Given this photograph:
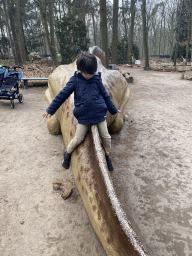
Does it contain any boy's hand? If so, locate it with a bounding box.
[117,110,121,113]
[43,112,52,118]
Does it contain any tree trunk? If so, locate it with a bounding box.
[111,0,118,64]
[81,0,86,24]
[186,0,192,61]
[15,0,28,62]
[174,0,184,66]
[100,0,109,67]
[48,0,58,66]
[37,0,58,66]
[127,0,136,63]
[3,1,14,59]
[121,0,128,47]
[141,0,149,70]
[6,0,22,65]
[0,12,6,57]
[158,17,162,57]
[90,0,97,45]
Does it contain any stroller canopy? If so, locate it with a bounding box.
[0,66,23,80]
[8,71,23,80]
[0,67,9,78]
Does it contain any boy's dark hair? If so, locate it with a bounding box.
[76,52,97,75]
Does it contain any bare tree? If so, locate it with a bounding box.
[141,0,149,69]
[0,0,181,66]
[186,0,192,61]
[2,1,13,59]
[174,0,184,66]
[127,0,136,63]
[121,0,128,45]
[100,0,108,67]
[6,0,22,64]
[15,0,28,62]
[36,0,58,66]
[89,0,98,45]
[48,0,58,65]
[111,0,118,63]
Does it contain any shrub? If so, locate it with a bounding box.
[56,15,90,64]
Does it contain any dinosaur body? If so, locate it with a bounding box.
[45,47,147,256]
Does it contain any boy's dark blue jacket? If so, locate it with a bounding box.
[46,72,118,125]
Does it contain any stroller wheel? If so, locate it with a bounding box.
[11,99,14,109]
[18,94,24,103]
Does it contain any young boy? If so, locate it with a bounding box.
[43,52,120,171]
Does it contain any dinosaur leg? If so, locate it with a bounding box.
[108,87,130,134]
[45,88,61,135]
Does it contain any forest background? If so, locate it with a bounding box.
[0,0,191,70]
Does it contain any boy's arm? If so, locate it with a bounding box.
[98,80,118,115]
[46,76,76,116]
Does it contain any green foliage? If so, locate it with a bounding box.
[116,39,128,62]
[24,1,45,54]
[0,36,10,47]
[109,38,139,63]
[26,35,44,52]
[132,44,139,60]
[0,37,10,58]
[171,44,191,61]
[56,15,90,64]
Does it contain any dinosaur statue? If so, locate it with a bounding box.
[45,46,147,256]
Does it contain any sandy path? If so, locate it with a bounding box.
[0,87,105,256]
[111,67,192,256]
[1,68,192,256]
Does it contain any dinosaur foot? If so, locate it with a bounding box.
[53,179,73,199]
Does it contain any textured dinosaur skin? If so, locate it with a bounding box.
[45,47,147,256]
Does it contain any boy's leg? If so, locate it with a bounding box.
[67,124,89,153]
[97,121,113,171]
[97,120,111,155]
[62,124,88,169]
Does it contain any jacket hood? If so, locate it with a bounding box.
[74,71,101,82]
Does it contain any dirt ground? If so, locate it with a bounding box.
[0,65,192,256]
[112,66,192,256]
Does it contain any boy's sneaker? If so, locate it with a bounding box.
[106,155,114,172]
[62,152,71,169]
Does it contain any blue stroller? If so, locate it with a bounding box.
[0,66,23,109]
